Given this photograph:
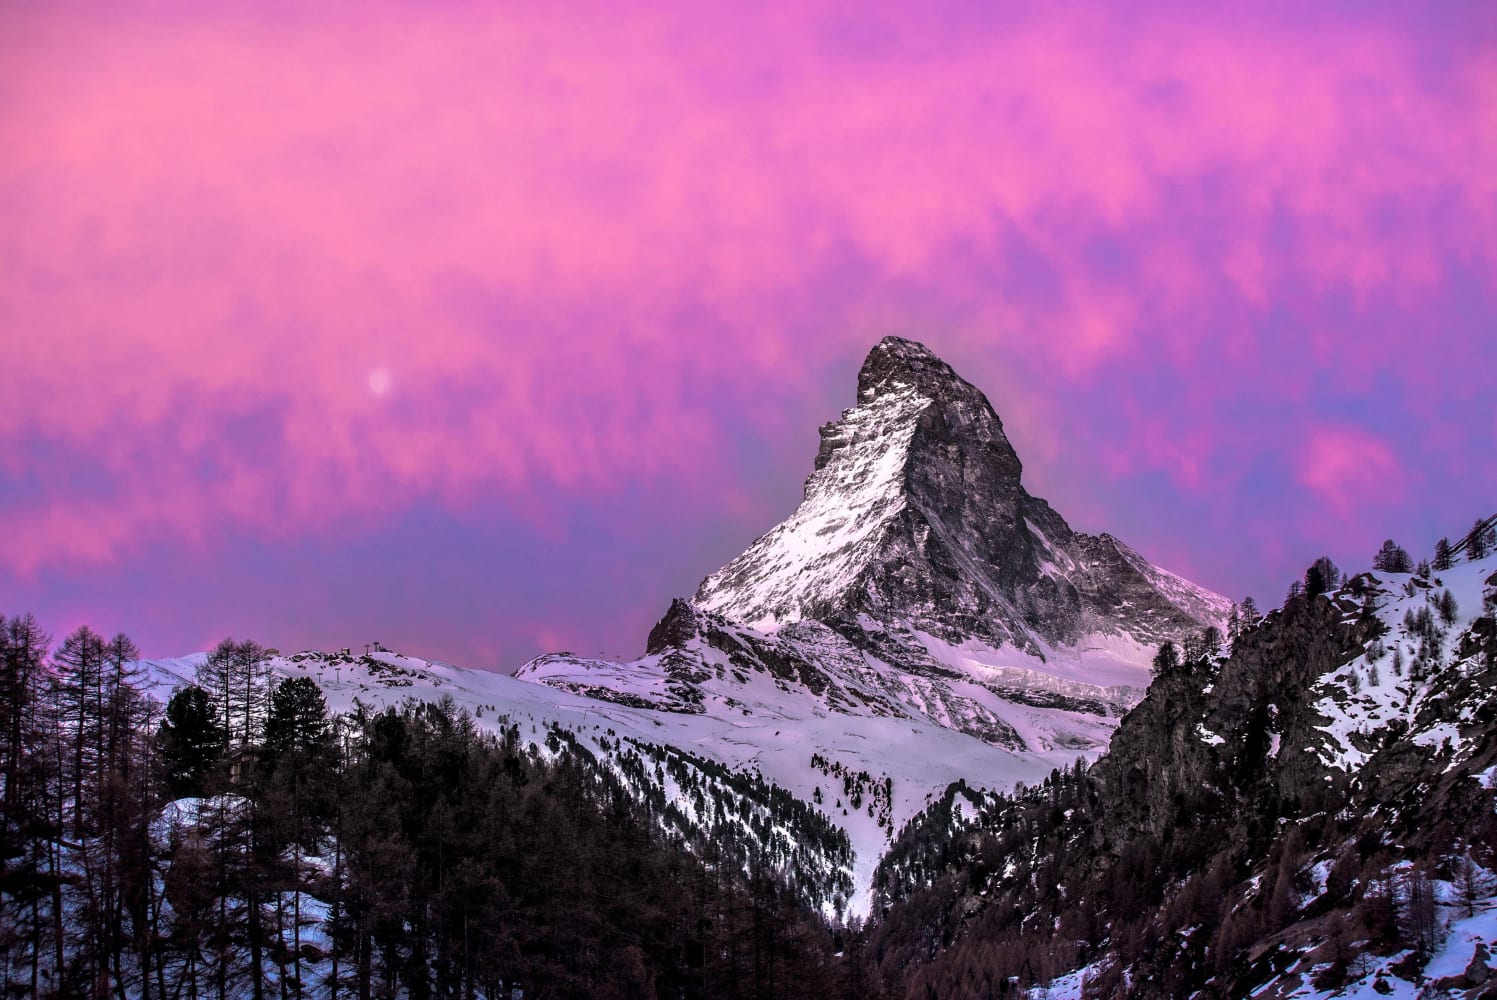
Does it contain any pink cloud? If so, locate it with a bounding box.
[0,3,1492,575]
[1299,426,1404,517]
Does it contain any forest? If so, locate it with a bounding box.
[863,544,1497,998]
[0,623,842,1000]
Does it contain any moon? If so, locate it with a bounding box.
[367,368,393,397]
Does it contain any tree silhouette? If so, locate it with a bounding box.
[159,686,225,798]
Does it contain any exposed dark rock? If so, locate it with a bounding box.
[646,598,699,655]
[1468,942,1491,986]
[868,538,1497,999]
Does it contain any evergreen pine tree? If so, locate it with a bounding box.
[1469,519,1492,560]
[1373,539,1413,573]
[264,678,331,763]
[1151,641,1180,676]
[1306,556,1339,598]
[159,686,226,798]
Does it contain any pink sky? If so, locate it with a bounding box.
[3,2,1494,668]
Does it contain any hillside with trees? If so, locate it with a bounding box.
[863,532,1497,998]
[0,621,841,999]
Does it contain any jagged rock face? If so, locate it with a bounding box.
[1091,595,1361,846]
[696,336,1227,652]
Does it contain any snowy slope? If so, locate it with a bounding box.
[1278,553,1492,775]
[1025,536,1497,998]
[138,645,1078,917]
[1227,861,1497,1000]
[511,338,1233,910]
[695,382,933,629]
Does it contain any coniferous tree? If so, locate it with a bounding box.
[1152,641,1179,676]
[0,614,48,840]
[1240,595,1260,626]
[1455,851,1490,919]
[85,632,151,998]
[1200,625,1223,661]
[197,640,240,752]
[261,675,335,995]
[0,614,50,996]
[160,687,226,798]
[102,634,146,779]
[1438,589,1459,625]
[1306,556,1339,598]
[196,639,271,753]
[1399,866,1438,956]
[230,640,270,752]
[53,625,110,838]
[1373,539,1413,573]
[1469,519,1492,561]
[1182,628,1222,664]
[263,679,331,766]
[1433,537,1453,571]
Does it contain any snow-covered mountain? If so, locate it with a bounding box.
[138,337,1232,916]
[695,336,1228,650]
[521,338,1228,739]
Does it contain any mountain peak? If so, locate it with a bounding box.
[695,337,1228,647]
[857,336,966,402]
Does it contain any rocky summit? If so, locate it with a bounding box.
[524,337,1231,749]
[694,336,1229,654]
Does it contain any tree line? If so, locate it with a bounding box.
[0,617,848,1000]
